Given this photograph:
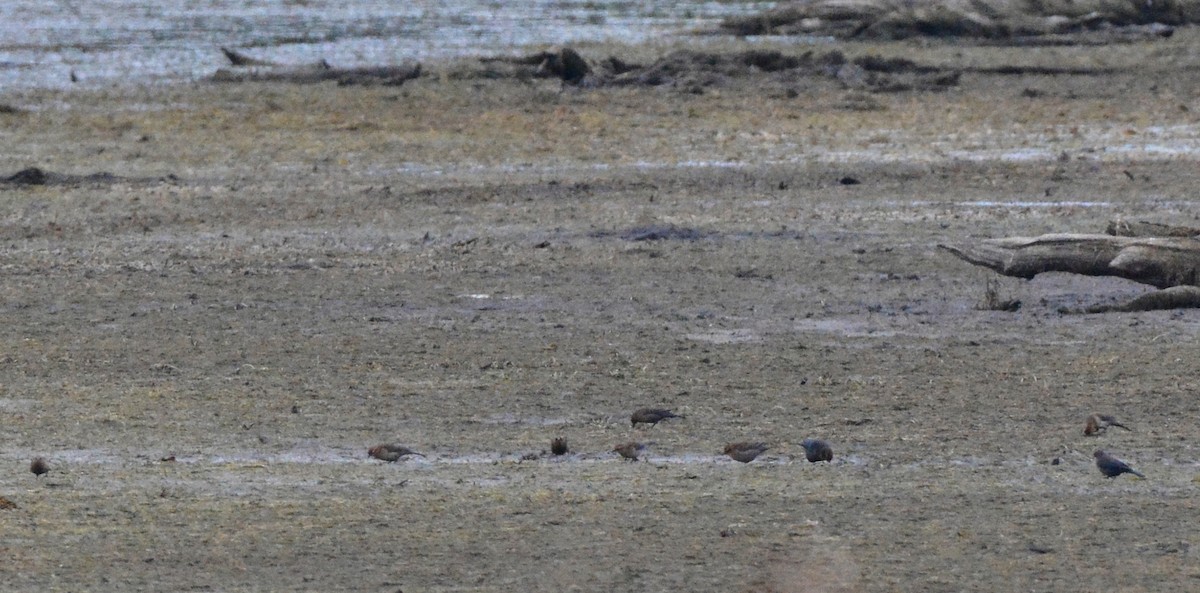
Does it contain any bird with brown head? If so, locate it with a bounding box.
[368,444,424,462]
[1084,413,1131,436]
[724,442,769,463]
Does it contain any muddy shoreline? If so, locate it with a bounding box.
[2,31,1200,592]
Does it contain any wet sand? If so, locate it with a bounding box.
[2,32,1200,592]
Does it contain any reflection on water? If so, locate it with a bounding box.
[0,0,775,90]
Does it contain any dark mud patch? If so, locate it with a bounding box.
[590,225,813,243]
[1,167,176,187]
[607,224,712,242]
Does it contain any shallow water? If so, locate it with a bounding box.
[0,0,775,90]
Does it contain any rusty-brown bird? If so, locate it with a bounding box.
[1094,449,1144,478]
[1084,413,1131,436]
[630,408,683,427]
[30,457,49,478]
[550,437,569,456]
[612,442,646,461]
[724,442,769,463]
[368,444,424,462]
[800,438,834,463]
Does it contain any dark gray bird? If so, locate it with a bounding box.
[1084,414,1131,436]
[550,437,569,456]
[368,444,424,462]
[1094,450,1144,478]
[30,457,49,478]
[630,408,683,427]
[724,442,769,463]
[800,438,834,462]
[612,442,646,461]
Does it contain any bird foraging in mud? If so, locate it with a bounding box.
[724,442,769,463]
[1084,413,1131,436]
[550,437,569,456]
[800,438,834,463]
[1094,450,1144,478]
[630,408,683,427]
[368,444,425,462]
[30,457,49,478]
[612,442,646,461]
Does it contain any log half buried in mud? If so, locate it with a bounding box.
[718,0,1191,40]
[941,233,1200,312]
[1087,285,1200,313]
[211,59,421,87]
[938,234,1200,290]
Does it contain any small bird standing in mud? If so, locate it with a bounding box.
[30,457,49,479]
[612,442,646,461]
[630,408,683,427]
[550,437,569,456]
[1084,413,1131,436]
[724,442,769,463]
[800,438,834,463]
[1094,450,1145,478]
[368,444,425,462]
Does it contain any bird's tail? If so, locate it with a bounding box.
[1110,422,1132,431]
[1130,468,1145,478]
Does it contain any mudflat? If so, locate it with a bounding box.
[2,32,1199,592]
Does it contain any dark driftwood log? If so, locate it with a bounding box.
[939,230,1200,312]
[211,54,421,87]
[938,234,1200,289]
[718,0,1190,40]
[1088,285,1200,313]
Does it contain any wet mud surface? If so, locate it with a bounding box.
[2,32,1200,592]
